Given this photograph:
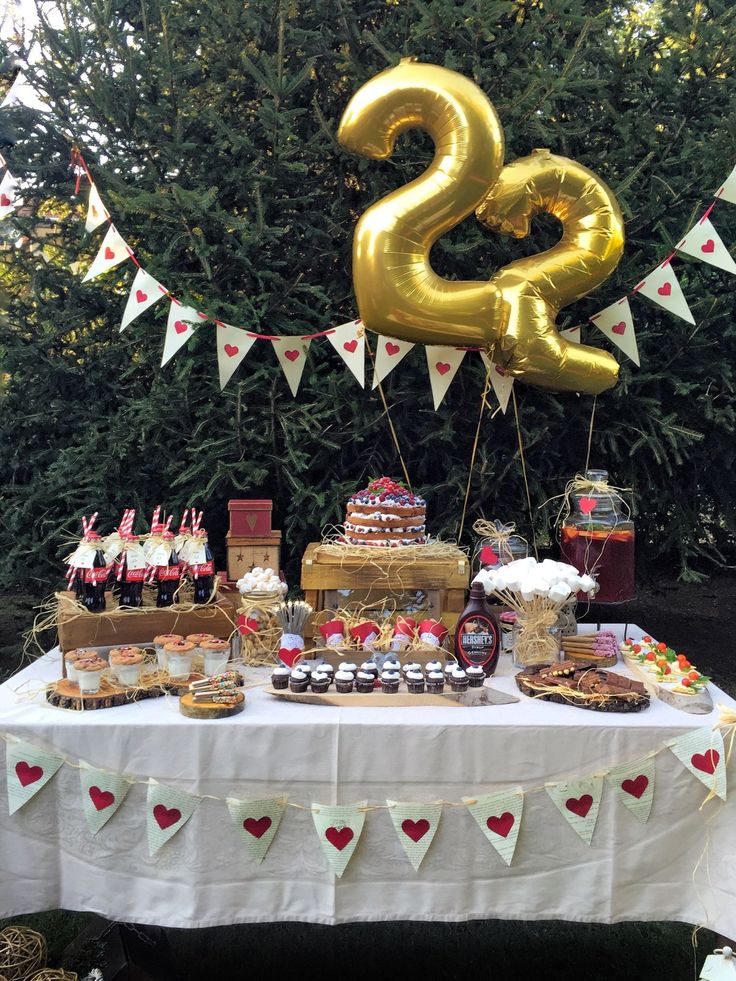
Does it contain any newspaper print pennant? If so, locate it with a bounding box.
[226,795,287,864]
[387,800,442,872]
[79,761,131,834]
[464,787,524,866]
[85,182,109,234]
[634,259,695,325]
[669,727,726,802]
[272,337,311,397]
[545,775,604,845]
[216,324,257,390]
[426,346,466,410]
[327,319,364,387]
[120,267,167,332]
[146,779,201,856]
[161,301,200,367]
[605,755,656,824]
[312,801,366,878]
[676,216,736,275]
[590,296,640,366]
[480,351,513,414]
[6,736,64,816]
[82,224,130,282]
[372,335,414,389]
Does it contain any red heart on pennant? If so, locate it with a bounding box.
[153,803,181,830]
[0,193,11,207]
[657,283,672,297]
[386,342,400,356]
[611,321,626,336]
[136,289,148,303]
[691,749,720,775]
[174,320,188,335]
[621,775,649,799]
[701,239,715,254]
[343,339,358,353]
[224,344,239,358]
[486,812,515,838]
[15,761,43,787]
[565,794,593,818]
[480,546,499,565]
[104,246,115,260]
[279,647,303,668]
[243,816,272,839]
[89,786,115,811]
[325,826,353,851]
[285,350,300,362]
[579,497,597,515]
[435,362,451,376]
[401,818,430,842]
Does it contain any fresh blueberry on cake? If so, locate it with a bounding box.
[344,477,428,547]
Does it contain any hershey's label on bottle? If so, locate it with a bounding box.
[458,615,498,667]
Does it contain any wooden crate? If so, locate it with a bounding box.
[226,532,282,581]
[228,499,273,536]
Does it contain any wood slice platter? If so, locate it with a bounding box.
[515,661,650,713]
[621,655,714,715]
[46,673,205,711]
[179,691,245,719]
[265,683,518,708]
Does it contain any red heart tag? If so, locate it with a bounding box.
[0,193,11,207]
[285,350,300,362]
[325,826,353,851]
[174,320,188,335]
[153,803,181,830]
[104,246,115,260]
[343,339,358,353]
[89,786,115,811]
[691,749,720,775]
[435,362,451,376]
[565,794,593,818]
[486,812,515,838]
[401,818,430,842]
[701,239,715,254]
[136,289,148,303]
[579,497,597,515]
[386,342,400,356]
[279,647,303,668]
[657,282,672,297]
[15,761,43,787]
[621,775,648,799]
[480,546,499,565]
[611,321,626,336]
[243,816,272,839]
[224,343,239,358]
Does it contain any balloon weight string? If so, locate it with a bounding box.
[457,365,496,542]
[365,333,412,491]
[584,395,597,474]
[511,387,539,560]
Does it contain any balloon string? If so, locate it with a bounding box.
[457,364,494,542]
[364,334,412,491]
[511,387,538,560]
[584,395,597,474]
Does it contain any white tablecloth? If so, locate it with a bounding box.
[0,625,734,934]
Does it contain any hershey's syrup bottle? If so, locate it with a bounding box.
[156,532,181,608]
[118,534,144,607]
[454,582,500,676]
[82,532,108,613]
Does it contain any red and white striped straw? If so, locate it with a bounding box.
[179,508,190,534]
[120,508,136,536]
[81,512,98,537]
[151,505,161,529]
[192,510,203,533]
[163,514,173,534]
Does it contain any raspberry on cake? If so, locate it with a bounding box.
[344,477,428,547]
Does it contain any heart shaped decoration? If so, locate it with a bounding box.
[285,349,300,362]
[0,193,11,207]
[401,818,430,842]
[104,246,115,260]
[486,811,515,838]
[691,749,720,775]
[621,775,648,799]
[343,339,358,353]
[174,320,189,335]
[385,341,400,356]
[246,514,257,530]
[136,289,148,303]
[435,362,451,376]
[15,761,43,787]
[701,239,715,254]
[325,826,353,851]
[243,816,272,839]
[579,497,597,515]
[565,794,593,818]
[611,321,626,336]
[153,803,181,830]
[657,282,672,297]
[89,786,115,811]
[279,647,303,668]
[480,546,499,565]
[224,343,239,358]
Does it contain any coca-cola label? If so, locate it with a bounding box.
[158,565,181,581]
[457,615,499,667]
[124,567,146,582]
[191,560,214,576]
[84,566,108,584]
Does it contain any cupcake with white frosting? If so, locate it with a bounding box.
[289,668,308,693]
[380,670,400,694]
[335,670,355,694]
[405,670,425,694]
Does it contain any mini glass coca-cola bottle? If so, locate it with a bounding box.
[156,531,181,608]
[82,532,108,613]
[117,533,145,607]
[191,532,214,604]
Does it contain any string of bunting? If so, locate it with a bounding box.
[3,718,732,876]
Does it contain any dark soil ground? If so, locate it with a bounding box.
[1,574,735,980]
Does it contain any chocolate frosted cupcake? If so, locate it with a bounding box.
[450,668,468,692]
[426,670,444,694]
[466,666,486,688]
[380,670,400,694]
[310,671,330,694]
[272,666,291,690]
[405,670,425,694]
[355,671,375,694]
[289,669,309,693]
[335,670,355,694]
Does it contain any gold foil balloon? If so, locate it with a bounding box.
[337,58,506,347]
[477,148,624,393]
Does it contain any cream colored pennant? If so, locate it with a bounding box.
[216,323,257,390]
[326,319,364,387]
[387,800,442,872]
[480,351,513,414]
[161,301,199,367]
[559,325,581,344]
[0,169,18,217]
[272,337,311,397]
[634,260,694,325]
[715,163,736,206]
[590,296,639,366]
[85,182,109,233]
[426,346,466,410]
[676,216,736,275]
[120,267,167,332]
[371,335,414,388]
[82,224,130,282]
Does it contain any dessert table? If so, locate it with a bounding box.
[0,624,734,935]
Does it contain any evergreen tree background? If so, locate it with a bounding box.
[0,0,734,591]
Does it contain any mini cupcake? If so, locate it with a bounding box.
[75,656,108,694]
[360,661,379,680]
[426,670,444,694]
[339,661,358,675]
[466,665,486,688]
[450,667,469,692]
[425,659,443,675]
[356,671,375,694]
[383,658,401,674]
[444,662,457,680]
[185,632,216,657]
[202,638,230,676]
[289,669,309,693]
[153,633,183,671]
[402,661,422,677]
[405,670,425,694]
[335,670,355,694]
[380,670,400,694]
[272,666,291,690]
[319,663,335,685]
[64,648,95,684]
[164,639,195,680]
[310,671,330,694]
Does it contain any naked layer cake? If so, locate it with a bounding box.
[344,477,428,547]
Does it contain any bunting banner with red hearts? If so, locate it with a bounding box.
[5,735,64,816]
[715,164,736,205]
[161,301,201,367]
[545,775,604,845]
[146,779,201,856]
[668,727,727,802]
[633,259,695,325]
[79,760,131,834]
[311,801,366,878]
[605,755,656,824]
[464,787,524,866]
[676,216,736,276]
[386,799,442,871]
[272,337,311,397]
[426,345,466,410]
[589,296,640,366]
[0,169,18,217]
[480,351,514,414]
[85,182,109,234]
[216,323,257,390]
[120,267,167,333]
[226,795,287,864]
[326,319,365,387]
[81,224,130,283]
[371,336,414,389]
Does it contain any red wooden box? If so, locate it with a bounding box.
[228,499,273,537]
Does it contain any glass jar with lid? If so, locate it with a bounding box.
[472,519,529,577]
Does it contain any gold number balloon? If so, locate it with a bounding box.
[337,58,506,347]
[476,148,624,393]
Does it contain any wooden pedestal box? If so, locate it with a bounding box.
[228,499,273,536]
[226,531,282,581]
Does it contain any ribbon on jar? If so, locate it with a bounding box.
[472,518,529,567]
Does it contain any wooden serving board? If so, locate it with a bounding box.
[179,691,245,718]
[622,656,714,715]
[46,673,205,711]
[265,684,518,708]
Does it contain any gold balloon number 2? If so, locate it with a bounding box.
[337,60,625,395]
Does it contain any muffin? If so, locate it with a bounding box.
[289,669,309,693]
[380,670,400,694]
[75,656,108,694]
[335,670,355,694]
[356,671,375,694]
[202,638,230,675]
[466,665,486,688]
[405,670,425,694]
[272,666,291,690]
[450,668,469,692]
[426,671,444,694]
[310,671,330,694]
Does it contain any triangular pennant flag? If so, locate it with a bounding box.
[120,267,167,332]
[85,182,109,234]
[464,787,524,866]
[605,755,656,824]
[669,727,726,802]
[82,224,130,282]
[216,324,257,390]
[161,301,200,367]
[0,170,18,217]
[372,335,414,389]
[426,346,466,410]
[146,779,201,855]
[676,216,736,275]
[226,795,287,863]
[0,72,48,112]
[700,949,736,981]
[545,775,603,845]
[559,325,581,344]
[6,737,64,815]
[590,296,640,366]
[387,799,442,871]
[480,351,514,414]
[272,337,311,397]
[715,163,736,206]
[79,761,131,834]
[311,801,366,878]
[326,319,364,387]
[634,259,695,325]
